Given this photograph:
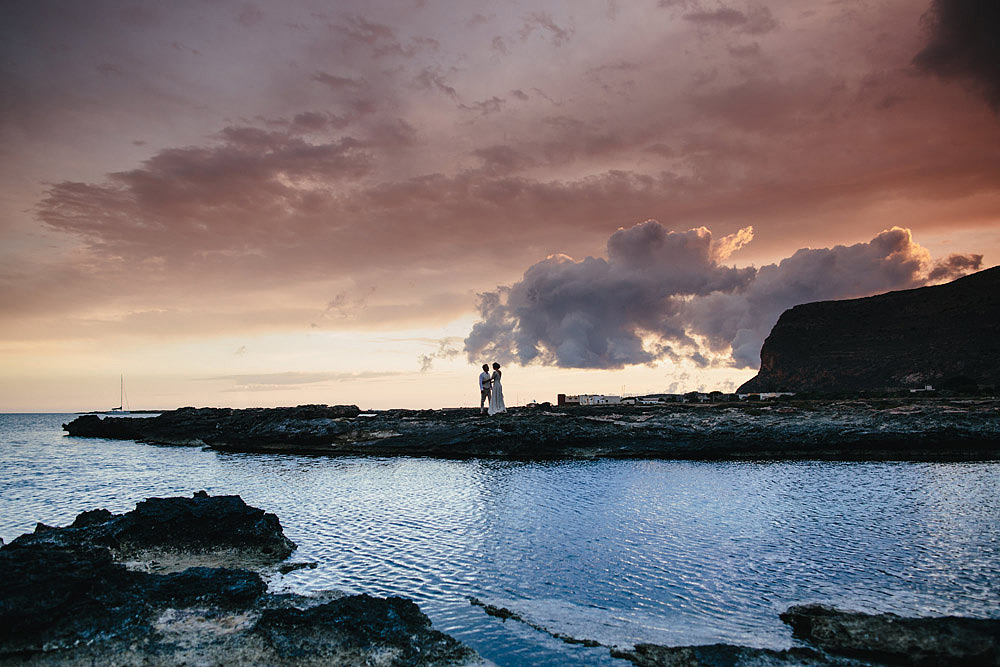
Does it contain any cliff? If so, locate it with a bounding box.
[739,266,1000,393]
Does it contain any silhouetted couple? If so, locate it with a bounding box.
[478,363,506,416]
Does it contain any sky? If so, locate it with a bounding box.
[1,0,998,411]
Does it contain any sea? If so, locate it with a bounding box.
[2,413,998,665]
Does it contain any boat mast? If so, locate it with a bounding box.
[121,374,130,412]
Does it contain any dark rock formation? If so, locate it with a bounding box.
[610,643,836,666]
[65,399,1000,461]
[0,493,482,666]
[470,598,1000,666]
[254,595,478,665]
[781,604,1000,665]
[740,266,1000,393]
[9,490,295,570]
[65,403,360,447]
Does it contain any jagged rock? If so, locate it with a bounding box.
[7,490,295,570]
[254,595,478,664]
[0,494,483,666]
[740,266,1000,393]
[780,604,1000,665]
[65,400,1000,461]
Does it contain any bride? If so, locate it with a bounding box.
[488,362,506,415]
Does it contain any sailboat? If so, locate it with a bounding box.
[110,374,130,414]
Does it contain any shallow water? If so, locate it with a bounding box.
[2,413,998,665]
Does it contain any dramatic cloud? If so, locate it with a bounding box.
[914,0,1000,109]
[2,0,1000,410]
[35,122,376,269]
[465,222,983,370]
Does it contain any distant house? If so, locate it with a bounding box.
[909,385,935,393]
[557,394,581,406]
[579,394,622,405]
[637,394,682,404]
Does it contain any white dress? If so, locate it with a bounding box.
[488,371,506,415]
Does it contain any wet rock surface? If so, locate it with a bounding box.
[65,399,1000,461]
[0,493,483,666]
[472,599,1000,666]
[780,604,1000,665]
[610,643,839,666]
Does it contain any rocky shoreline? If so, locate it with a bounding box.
[470,598,1000,666]
[3,494,998,666]
[0,492,484,666]
[64,399,1000,461]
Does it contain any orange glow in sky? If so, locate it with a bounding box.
[1,0,998,411]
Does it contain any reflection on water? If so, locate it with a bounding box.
[2,414,999,666]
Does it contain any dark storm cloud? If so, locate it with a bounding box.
[465,223,983,370]
[914,0,1000,109]
[465,222,756,368]
[927,252,984,281]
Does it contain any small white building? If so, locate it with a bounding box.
[578,394,622,406]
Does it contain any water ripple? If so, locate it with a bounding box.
[1,415,999,666]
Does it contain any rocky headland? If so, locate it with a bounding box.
[739,266,1000,394]
[0,492,484,666]
[64,399,1000,460]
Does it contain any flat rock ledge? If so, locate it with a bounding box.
[0,492,484,666]
[64,399,1000,460]
[471,599,1000,666]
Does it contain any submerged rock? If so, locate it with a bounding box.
[470,598,1000,666]
[65,399,1000,461]
[610,643,836,666]
[0,493,483,666]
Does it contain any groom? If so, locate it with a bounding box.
[478,364,492,414]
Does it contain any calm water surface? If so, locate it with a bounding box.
[2,413,998,665]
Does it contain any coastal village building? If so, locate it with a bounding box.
[580,394,622,406]
[557,394,632,406]
[736,392,796,400]
[560,391,793,405]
